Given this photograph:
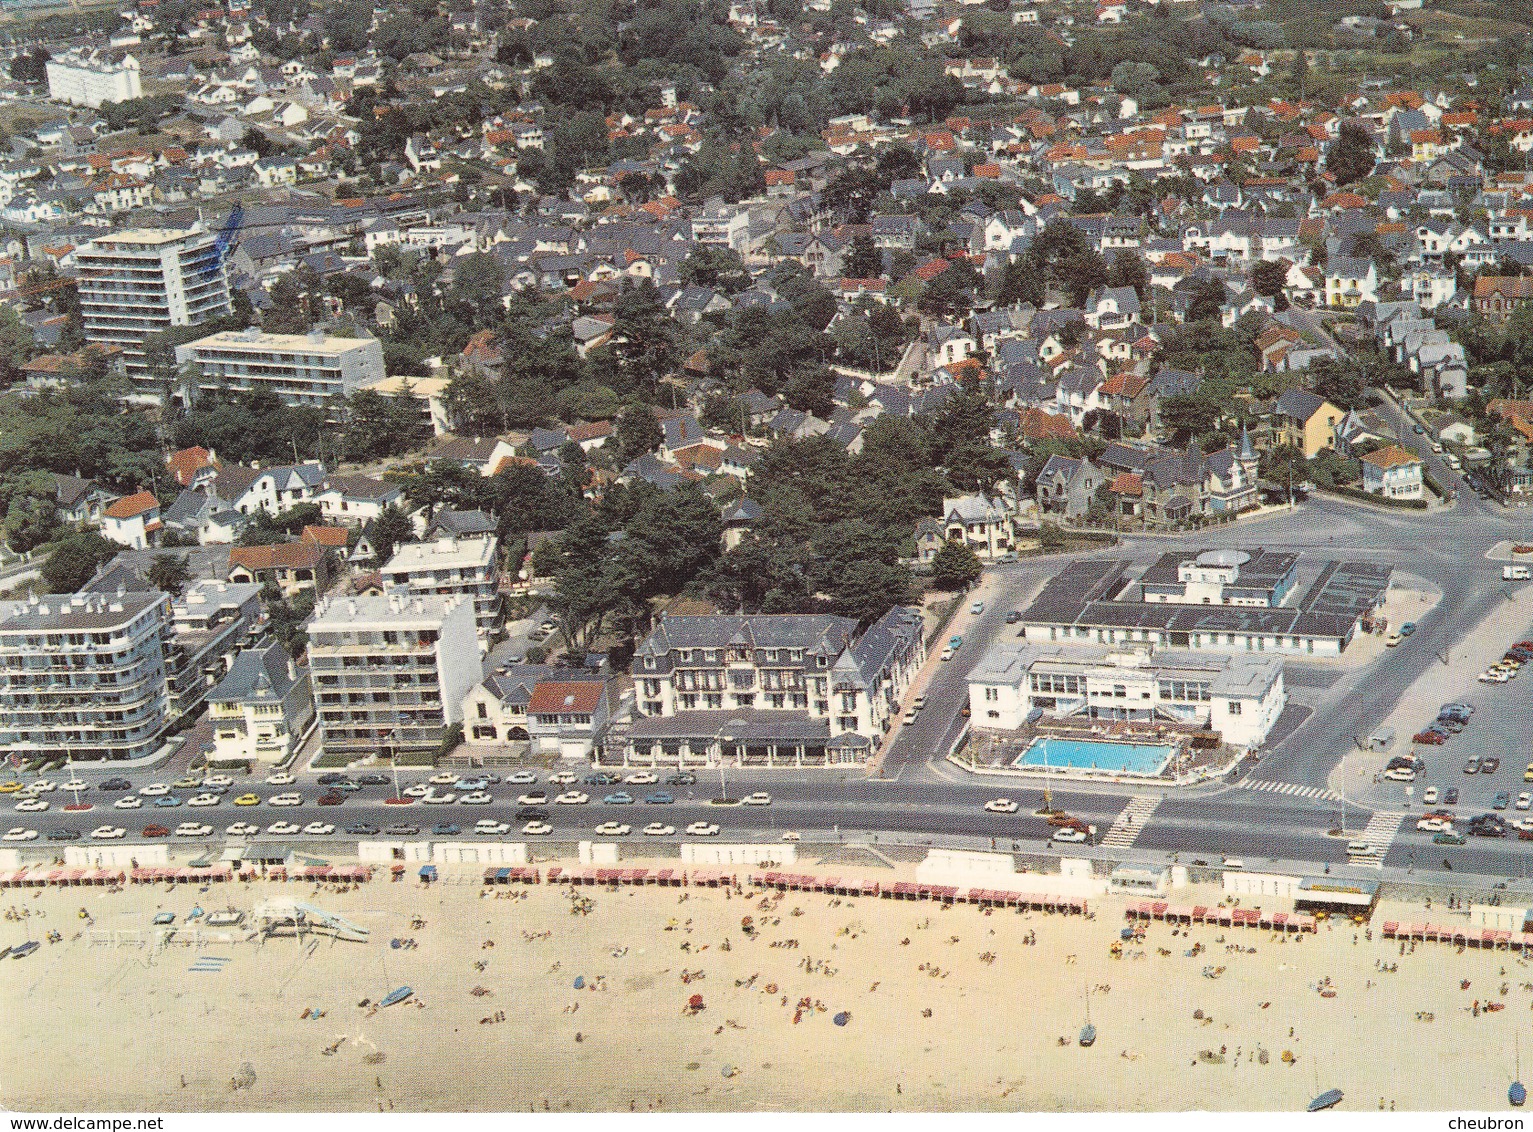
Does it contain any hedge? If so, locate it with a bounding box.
[1327,484,1429,510]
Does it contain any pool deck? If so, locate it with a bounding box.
[1013,737,1177,778]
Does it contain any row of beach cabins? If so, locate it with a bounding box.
[0,864,373,887]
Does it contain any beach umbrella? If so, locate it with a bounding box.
[689,993,705,1010]
[834,1011,850,1026]
[574,976,585,989]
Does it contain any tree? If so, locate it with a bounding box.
[929,540,982,590]
[844,232,883,280]
[1106,252,1148,303]
[1251,260,1289,302]
[1289,48,1309,100]
[146,552,193,597]
[342,388,423,461]
[1327,121,1377,187]
[1309,357,1366,411]
[369,505,414,565]
[615,403,664,463]
[41,531,117,593]
[1186,277,1228,324]
[9,48,49,84]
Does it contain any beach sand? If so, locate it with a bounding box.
[0,862,1525,1112]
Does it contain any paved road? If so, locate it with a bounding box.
[10,492,1533,887]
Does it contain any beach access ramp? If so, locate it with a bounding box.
[253,898,370,942]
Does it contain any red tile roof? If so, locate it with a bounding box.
[527,681,605,715]
[103,491,158,520]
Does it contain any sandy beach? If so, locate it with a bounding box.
[0,858,1526,1113]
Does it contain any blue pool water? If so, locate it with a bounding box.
[1014,736,1176,776]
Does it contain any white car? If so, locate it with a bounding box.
[474,820,510,836]
[268,793,303,807]
[686,821,721,837]
[421,792,455,805]
[1518,793,1532,812]
[402,783,432,798]
[743,792,772,806]
[203,774,233,788]
[555,791,589,805]
[225,822,259,837]
[1422,787,1439,805]
[459,791,493,805]
[174,822,213,837]
[642,822,675,837]
[264,772,295,786]
[624,771,659,785]
[939,647,954,662]
[506,771,538,785]
[2,827,37,841]
[983,798,1019,814]
[781,831,801,842]
[1416,817,1451,833]
[517,792,549,806]
[15,798,48,813]
[113,796,143,810]
[90,825,126,839]
[1051,827,1088,843]
[187,793,221,807]
[138,783,171,796]
[594,821,631,837]
[266,821,301,836]
[301,822,335,836]
[549,771,578,786]
[429,770,459,785]
[61,779,89,793]
[28,779,55,793]
[522,821,553,836]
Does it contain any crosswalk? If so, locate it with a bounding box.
[1099,794,1161,849]
[1241,779,1343,803]
[1346,810,1405,869]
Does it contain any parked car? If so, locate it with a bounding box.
[1414,730,1447,746]
[666,773,697,786]
[1482,758,1502,775]
[459,792,494,805]
[583,772,619,787]
[1052,827,1088,843]
[594,821,631,837]
[644,792,675,805]
[555,792,589,805]
[1445,788,1460,805]
[474,820,509,836]
[983,798,1019,814]
[1400,622,1417,636]
[1463,757,1481,774]
[742,792,772,806]
[602,792,635,805]
[1005,611,1022,624]
[1,827,36,841]
[266,821,301,836]
[90,825,126,839]
[174,822,212,837]
[1494,792,1512,810]
[642,822,675,837]
[685,821,721,837]
[516,807,550,822]
[384,824,420,836]
[1434,832,1467,845]
[1422,787,1439,805]
[141,825,170,838]
[623,772,659,785]
[225,822,259,837]
[317,793,345,806]
[302,822,335,836]
[522,821,553,836]
[268,793,303,807]
[46,829,80,841]
[345,823,380,836]
[113,796,142,810]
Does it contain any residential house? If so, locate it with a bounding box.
[227,542,332,597]
[1270,390,1343,458]
[1360,444,1424,500]
[100,490,161,550]
[1034,455,1105,518]
[206,643,314,765]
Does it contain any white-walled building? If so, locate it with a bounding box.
[966,643,1286,749]
[206,642,314,765]
[306,593,482,760]
[175,328,386,413]
[45,51,141,107]
[380,534,503,643]
[75,227,232,385]
[0,591,172,762]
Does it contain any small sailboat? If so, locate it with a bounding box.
[1307,1089,1343,1112]
[1512,1034,1526,1108]
[380,986,413,1007]
[1078,984,1096,1047]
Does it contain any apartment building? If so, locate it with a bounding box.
[306,593,482,760]
[75,227,232,385]
[379,535,503,643]
[175,328,386,413]
[164,580,265,716]
[45,51,142,107]
[0,590,173,763]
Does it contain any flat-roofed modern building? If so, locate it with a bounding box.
[1015,553,1391,657]
[175,328,386,413]
[306,593,482,760]
[1138,548,1298,607]
[379,535,503,644]
[966,642,1286,749]
[0,590,173,762]
[45,51,141,107]
[75,227,231,386]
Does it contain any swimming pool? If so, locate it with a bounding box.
[1013,736,1176,776]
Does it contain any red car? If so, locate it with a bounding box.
[317,793,345,806]
[1413,730,1447,745]
[142,824,170,838]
